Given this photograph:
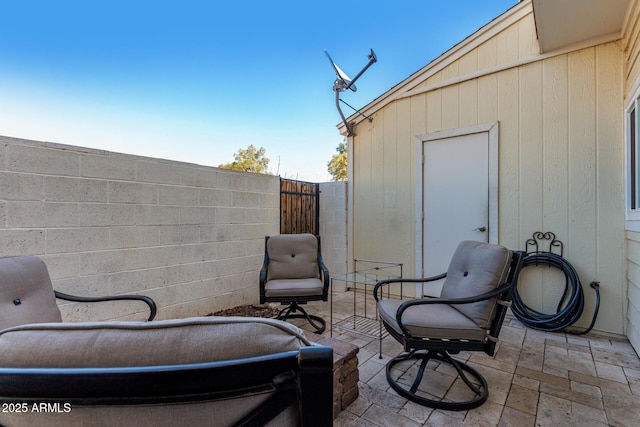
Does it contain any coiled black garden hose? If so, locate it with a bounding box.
[511,252,600,335]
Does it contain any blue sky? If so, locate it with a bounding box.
[0,0,516,181]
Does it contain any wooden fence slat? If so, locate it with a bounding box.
[280,178,319,235]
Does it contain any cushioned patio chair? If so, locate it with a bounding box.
[0,316,333,427]
[259,234,329,333]
[0,255,156,330]
[374,240,525,410]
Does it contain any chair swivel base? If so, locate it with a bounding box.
[277,302,326,334]
[386,349,488,411]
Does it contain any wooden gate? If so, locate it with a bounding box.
[280,178,319,235]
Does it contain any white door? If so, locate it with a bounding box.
[421,131,491,296]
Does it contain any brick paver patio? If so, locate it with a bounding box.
[288,290,640,426]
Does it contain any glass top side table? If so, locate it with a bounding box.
[330,259,402,338]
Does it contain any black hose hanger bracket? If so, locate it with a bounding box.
[513,231,600,335]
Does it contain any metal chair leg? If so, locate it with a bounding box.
[277,303,326,334]
[385,350,488,411]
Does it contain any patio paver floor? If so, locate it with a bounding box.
[286,290,640,426]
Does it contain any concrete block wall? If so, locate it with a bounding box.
[0,135,280,321]
[319,182,348,280]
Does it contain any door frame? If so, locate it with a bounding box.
[414,122,499,277]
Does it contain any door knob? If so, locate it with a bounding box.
[473,226,487,232]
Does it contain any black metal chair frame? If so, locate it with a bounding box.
[373,250,525,411]
[0,345,333,427]
[2,255,157,322]
[53,290,158,321]
[53,291,157,321]
[259,235,330,334]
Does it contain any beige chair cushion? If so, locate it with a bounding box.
[0,316,310,368]
[378,299,488,341]
[264,278,324,298]
[266,234,320,281]
[0,255,62,330]
[440,241,511,329]
[0,317,308,427]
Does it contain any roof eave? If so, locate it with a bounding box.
[533,0,631,54]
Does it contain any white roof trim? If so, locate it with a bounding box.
[338,0,532,134]
[399,31,621,101]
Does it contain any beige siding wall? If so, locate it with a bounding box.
[0,136,280,321]
[350,9,626,334]
[627,231,640,350]
[624,0,640,98]
[624,0,640,351]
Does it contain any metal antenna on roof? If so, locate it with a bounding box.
[325,48,377,136]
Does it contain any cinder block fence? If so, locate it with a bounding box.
[0,136,281,320]
[319,181,347,278]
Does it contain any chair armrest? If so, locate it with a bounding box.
[54,291,157,321]
[0,345,334,426]
[299,345,333,427]
[373,273,447,302]
[259,253,269,302]
[317,253,330,292]
[394,282,514,332]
